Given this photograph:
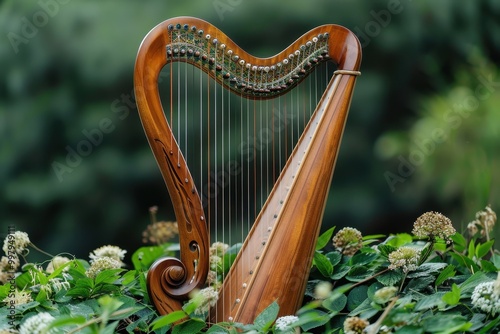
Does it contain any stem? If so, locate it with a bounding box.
[65,307,137,334]
[399,272,408,292]
[365,297,399,334]
[350,268,390,289]
[29,243,54,258]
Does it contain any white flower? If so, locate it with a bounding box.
[343,316,369,334]
[2,231,30,255]
[275,315,299,331]
[210,242,229,256]
[332,227,363,256]
[210,255,222,271]
[191,287,219,315]
[412,211,455,242]
[388,247,420,273]
[89,245,126,265]
[0,256,20,284]
[471,281,500,315]
[46,256,71,273]
[2,289,32,306]
[314,281,332,299]
[373,286,398,304]
[85,256,122,279]
[19,312,55,334]
[493,272,500,298]
[49,277,71,292]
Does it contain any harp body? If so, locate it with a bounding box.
[134,17,361,324]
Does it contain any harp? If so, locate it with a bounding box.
[134,17,361,324]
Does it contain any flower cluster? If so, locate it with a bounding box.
[388,247,420,273]
[45,255,71,274]
[2,231,30,255]
[314,281,333,300]
[468,205,496,238]
[191,286,219,315]
[207,242,230,289]
[332,227,363,256]
[85,256,122,279]
[142,206,179,244]
[89,245,126,265]
[373,286,398,304]
[471,281,500,315]
[0,255,20,284]
[3,288,33,306]
[412,211,456,243]
[210,242,229,256]
[18,312,55,334]
[275,315,299,332]
[343,316,369,334]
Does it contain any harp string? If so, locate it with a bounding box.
[159,58,335,279]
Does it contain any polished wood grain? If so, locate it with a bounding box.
[134,16,361,323]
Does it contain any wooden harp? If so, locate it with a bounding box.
[134,17,361,324]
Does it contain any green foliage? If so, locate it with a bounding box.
[1,205,500,333]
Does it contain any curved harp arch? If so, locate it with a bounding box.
[134,16,361,323]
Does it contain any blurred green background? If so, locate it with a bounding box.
[1,0,499,262]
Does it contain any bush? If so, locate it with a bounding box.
[1,206,499,333]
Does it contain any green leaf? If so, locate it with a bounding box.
[449,252,479,273]
[348,298,378,318]
[378,244,398,258]
[132,245,169,271]
[253,300,279,331]
[349,252,379,266]
[47,260,74,280]
[206,324,231,333]
[101,320,120,334]
[331,264,350,280]
[15,272,32,289]
[46,315,86,330]
[172,319,207,334]
[422,313,471,333]
[376,269,404,286]
[414,292,446,311]
[313,251,333,277]
[407,262,447,278]
[316,226,336,250]
[442,283,461,306]
[491,253,500,268]
[435,264,456,287]
[322,293,347,313]
[468,239,476,259]
[347,285,368,311]
[385,233,413,247]
[480,259,498,272]
[475,240,495,259]
[151,310,188,330]
[405,276,435,293]
[477,317,500,334]
[451,233,467,253]
[95,269,123,285]
[393,325,425,334]
[362,234,386,241]
[67,260,88,279]
[325,251,342,267]
[60,301,97,318]
[295,309,330,331]
[346,265,371,282]
[459,271,492,296]
[66,287,91,298]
